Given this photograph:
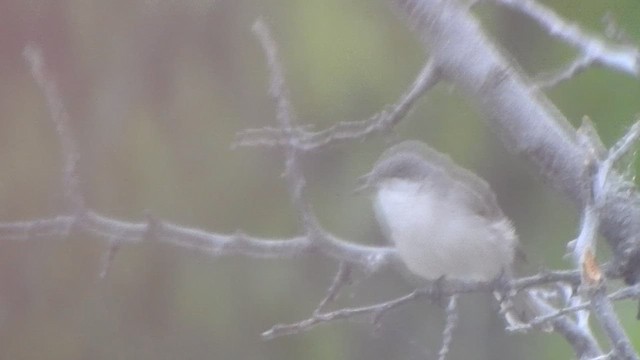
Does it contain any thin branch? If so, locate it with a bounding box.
[609,282,640,301]
[99,238,122,279]
[590,286,640,360]
[509,283,640,332]
[510,301,589,332]
[577,116,608,162]
[596,120,640,202]
[512,269,581,289]
[524,290,604,359]
[492,0,639,76]
[261,276,527,339]
[261,274,640,342]
[592,352,616,360]
[608,120,640,166]
[438,295,459,360]
[315,262,353,314]
[263,282,472,340]
[252,18,313,228]
[534,54,594,90]
[234,60,440,151]
[0,211,396,272]
[23,44,84,213]
[261,289,425,340]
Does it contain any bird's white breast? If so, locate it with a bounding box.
[374,179,515,281]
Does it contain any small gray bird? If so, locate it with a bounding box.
[358,141,543,328]
[358,140,519,282]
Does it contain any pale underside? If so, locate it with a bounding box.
[374,179,517,282]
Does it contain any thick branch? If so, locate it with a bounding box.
[391,0,640,284]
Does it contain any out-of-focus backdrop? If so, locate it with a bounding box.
[0,1,638,359]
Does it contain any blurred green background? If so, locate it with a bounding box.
[0,0,638,359]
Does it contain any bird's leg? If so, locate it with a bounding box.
[432,275,450,308]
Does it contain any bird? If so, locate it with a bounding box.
[357,140,539,328]
[357,140,519,282]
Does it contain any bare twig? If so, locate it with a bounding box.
[315,262,353,314]
[523,290,603,358]
[261,275,640,342]
[262,279,495,340]
[261,275,543,339]
[261,289,426,340]
[577,116,607,162]
[609,282,640,301]
[535,55,594,89]
[590,286,640,360]
[23,44,84,213]
[492,0,639,76]
[99,238,122,279]
[510,301,589,332]
[510,283,640,332]
[592,351,616,360]
[234,60,440,151]
[0,211,397,272]
[512,269,581,289]
[596,120,640,202]
[438,295,459,360]
[252,18,313,226]
[608,120,640,166]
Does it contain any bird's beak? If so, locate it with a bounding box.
[353,173,372,195]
